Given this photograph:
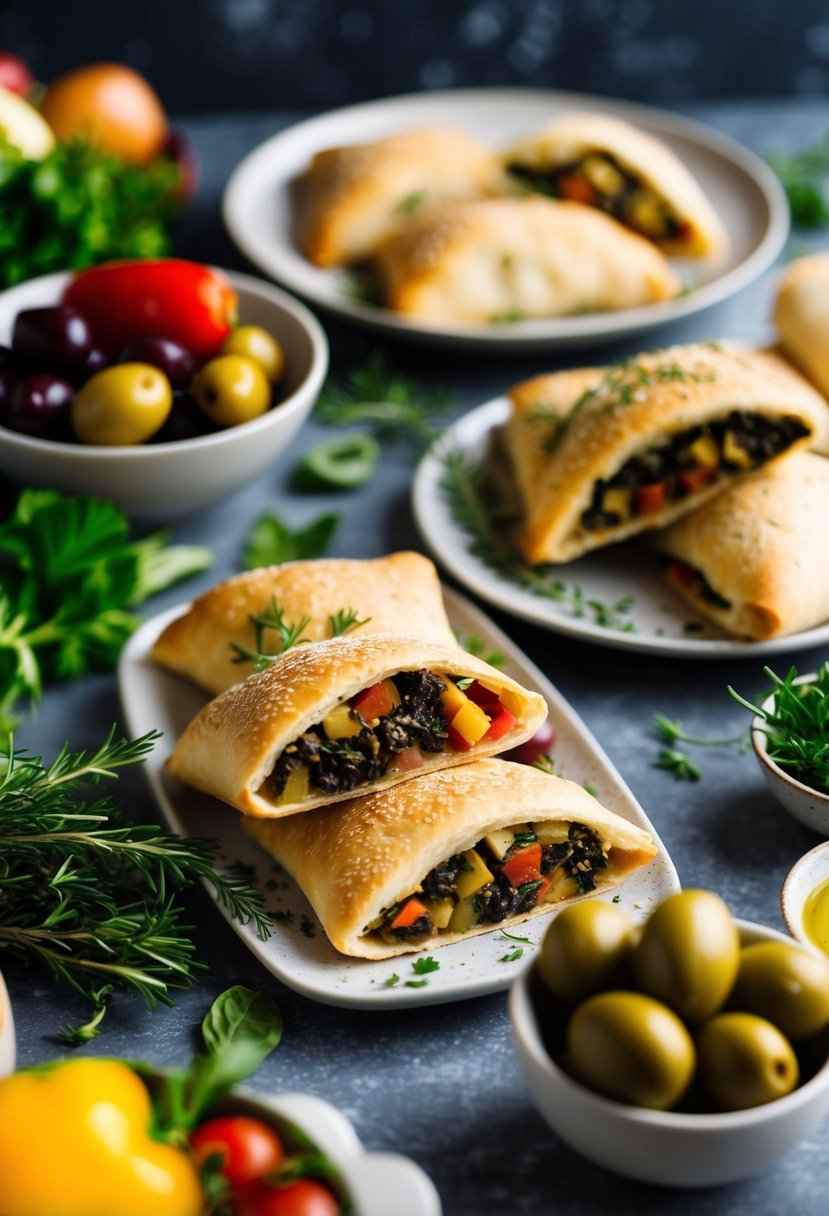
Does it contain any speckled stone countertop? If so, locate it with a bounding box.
[7,99,829,1216]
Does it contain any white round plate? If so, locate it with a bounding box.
[412,397,829,658]
[118,588,678,1010]
[223,87,788,352]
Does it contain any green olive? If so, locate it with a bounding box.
[71,363,172,445]
[221,325,285,383]
[633,889,740,1024]
[193,355,270,428]
[696,1012,799,1110]
[537,899,635,1006]
[729,941,829,1042]
[566,990,695,1109]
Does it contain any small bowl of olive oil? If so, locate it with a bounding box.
[782,841,829,959]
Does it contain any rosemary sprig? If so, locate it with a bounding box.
[440,447,637,634]
[315,351,454,447]
[729,663,829,794]
[0,728,270,1039]
[231,599,371,671]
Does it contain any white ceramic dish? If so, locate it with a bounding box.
[751,674,829,833]
[118,587,678,1009]
[413,397,829,658]
[222,87,787,353]
[217,1089,441,1216]
[509,919,829,1188]
[0,969,14,1079]
[0,270,328,520]
[781,841,829,953]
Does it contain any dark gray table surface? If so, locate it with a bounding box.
[8,99,829,1215]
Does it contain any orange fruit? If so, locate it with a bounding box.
[41,62,167,164]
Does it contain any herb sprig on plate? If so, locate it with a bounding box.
[0,729,269,1041]
[230,597,370,671]
[652,712,748,781]
[243,509,340,569]
[729,663,829,794]
[315,351,455,448]
[767,132,829,228]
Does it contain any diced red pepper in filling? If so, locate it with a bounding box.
[484,706,517,742]
[390,897,429,930]
[677,466,716,494]
[501,843,543,889]
[534,875,553,904]
[558,174,597,206]
[394,746,423,772]
[350,681,394,721]
[634,481,668,514]
[667,560,696,588]
[464,681,501,709]
[447,723,474,751]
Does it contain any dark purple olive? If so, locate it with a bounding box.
[0,368,16,420]
[7,373,74,440]
[12,306,92,374]
[117,336,196,389]
[82,346,110,377]
[149,390,215,443]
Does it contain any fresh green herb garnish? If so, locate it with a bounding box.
[655,747,702,782]
[768,133,829,227]
[0,489,211,736]
[532,753,558,774]
[231,596,312,670]
[0,137,181,289]
[243,510,340,569]
[395,190,428,215]
[499,929,533,944]
[329,607,371,637]
[441,448,637,633]
[729,663,829,793]
[454,632,506,669]
[501,947,524,962]
[384,972,400,988]
[652,712,749,781]
[294,433,380,490]
[315,351,454,448]
[0,730,269,1041]
[411,956,440,976]
[490,308,526,324]
[612,894,621,903]
[455,677,474,690]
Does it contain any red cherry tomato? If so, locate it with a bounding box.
[503,721,556,766]
[190,1116,284,1186]
[0,51,33,96]
[235,1179,341,1216]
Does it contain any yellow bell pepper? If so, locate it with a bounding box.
[0,1058,203,1216]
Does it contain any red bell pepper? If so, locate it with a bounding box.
[501,844,543,889]
[558,174,597,206]
[390,898,429,930]
[634,481,668,515]
[667,560,696,588]
[465,681,501,709]
[62,260,237,359]
[351,681,394,722]
[677,466,716,494]
[484,706,516,742]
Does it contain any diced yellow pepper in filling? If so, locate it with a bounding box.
[602,487,631,519]
[448,894,481,934]
[722,430,752,469]
[440,680,469,719]
[533,821,570,846]
[688,433,719,468]
[424,897,455,929]
[279,766,310,804]
[454,848,494,899]
[450,700,491,747]
[322,703,363,739]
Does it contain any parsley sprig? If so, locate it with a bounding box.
[652,712,749,781]
[0,489,211,736]
[0,728,269,1041]
[243,510,340,569]
[315,351,454,448]
[767,133,829,228]
[729,663,829,794]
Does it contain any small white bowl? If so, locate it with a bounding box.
[0,970,14,1078]
[509,919,829,1188]
[199,1088,441,1216]
[751,673,829,835]
[0,269,328,519]
[782,841,829,954]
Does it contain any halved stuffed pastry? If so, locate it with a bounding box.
[505,342,824,564]
[651,451,829,639]
[297,126,499,267]
[166,636,548,817]
[502,111,728,258]
[774,254,829,453]
[152,551,456,696]
[246,758,657,959]
[371,196,678,323]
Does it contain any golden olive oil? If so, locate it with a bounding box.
[803,877,829,956]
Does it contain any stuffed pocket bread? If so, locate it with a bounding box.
[774,253,829,452]
[371,196,678,323]
[505,342,824,564]
[166,636,548,818]
[502,110,728,258]
[152,551,456,696]
[297,126,499,267]
[651,451,829,640]
[245,758,657,959]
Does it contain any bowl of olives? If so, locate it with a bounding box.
[509,891,829,1187]
[0,267,328,519]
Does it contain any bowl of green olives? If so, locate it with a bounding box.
[509,891,829,1187]
[0,268,328,519]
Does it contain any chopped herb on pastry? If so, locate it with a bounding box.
[774,253,829,452]
[651,451,829,640]
[502,110,728,259]
[504,342,825,564]
[166,636,548,818]
[245,758,657,959]
[370,196,678,323]
[152,552,456,696]
[296,126,500,267]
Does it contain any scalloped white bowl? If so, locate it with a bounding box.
[0,269,328,519]
[509,919,829,1188]
[782,841,829,955]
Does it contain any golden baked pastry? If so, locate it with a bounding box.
[502,110,728,258]
[504,341,825,564]
[652,451,829,639]
[151,552,456,696]
[774,253,829,452]
[371,196,678,323]
[246,758,657,959]
[297,126,499,267]
[166,636,548,818]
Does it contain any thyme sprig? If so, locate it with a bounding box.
[315,351,455,447]
[231,598,371,671]
[729,663,829,794]
[0,728,270,1039]
[652,712,749,781]
[440,448,637,634]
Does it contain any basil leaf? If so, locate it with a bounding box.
[202,985,283,1057]
[244,510,340,569]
